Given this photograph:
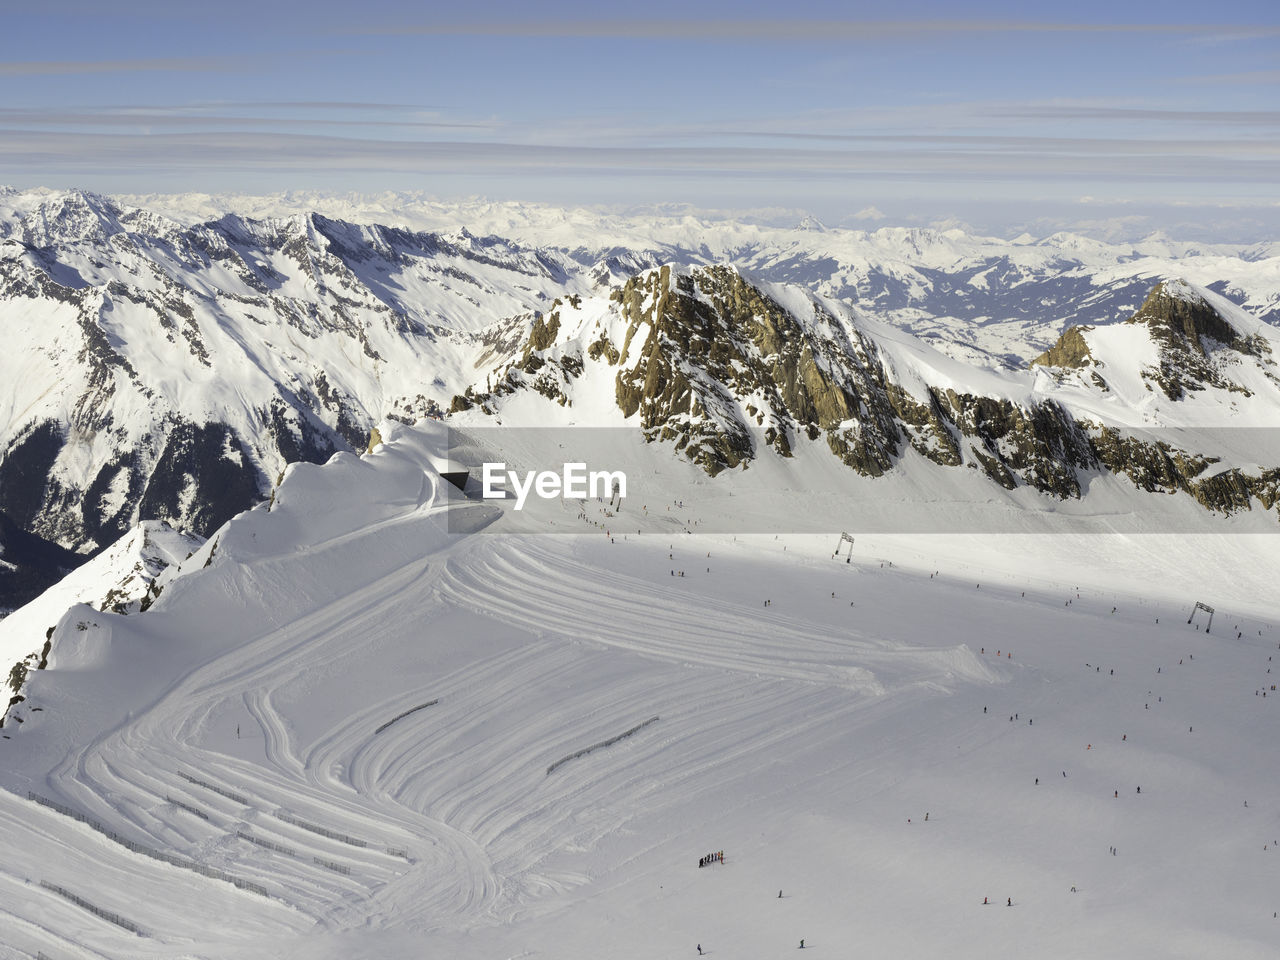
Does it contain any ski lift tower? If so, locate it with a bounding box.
[1187,601,1214,634]
[834,532,855,564]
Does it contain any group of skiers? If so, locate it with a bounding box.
[660,525,1278,957]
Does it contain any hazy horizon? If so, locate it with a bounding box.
[4,0,1279,240]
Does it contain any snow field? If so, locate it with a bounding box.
[1,424,1279,958]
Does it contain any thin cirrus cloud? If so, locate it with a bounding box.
[0,51,360,77]
[1,130,1276,184]
[714,131,1280,155]
[986,105,1280,126]
[344,18,1280,41]
[183,101,445,112]
[1178,68,1280,85]
[0,55,253,76]
[0,106,489,132]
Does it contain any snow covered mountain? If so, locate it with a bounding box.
[0,188,594,596]
[3,187,1280,607]
[458,264,1280,521]
[4,187,1280,959]
[118,189,1280,369]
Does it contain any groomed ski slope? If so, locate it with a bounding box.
[1,423,1279,959]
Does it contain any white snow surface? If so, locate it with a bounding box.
[1,420,1278,958]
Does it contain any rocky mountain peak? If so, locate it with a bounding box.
[1124,280,1274,400]
[1029,279,1278,401]
[1129,279,1249,357]
[1030,325,1096,371]
[18,189,125,248]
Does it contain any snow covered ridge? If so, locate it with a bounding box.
[1,521,202,710]
[1,186,1280,605]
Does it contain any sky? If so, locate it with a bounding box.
[2,0,1280,238]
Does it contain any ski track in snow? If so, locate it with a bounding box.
[4,442,1280,958]
[436,536,996,693]
[4,495,1003,955]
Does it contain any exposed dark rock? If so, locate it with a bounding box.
[1031,326,1096,370]
[264,396,340,466]
[0,509,85,611]
[526,309,561,354]
[138,421,262,537]
[934,392,1094,498]
[81,454,145,549]
[0,420,65,530]
[1089,425,1280,516]
[1127,281,1269,400]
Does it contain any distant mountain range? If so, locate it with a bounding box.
[2,186,1279,608]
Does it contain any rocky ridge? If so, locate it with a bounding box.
[458,264,1280,519]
